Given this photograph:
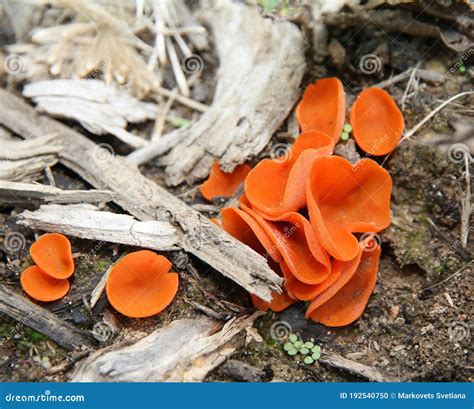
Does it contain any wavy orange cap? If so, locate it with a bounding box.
[350,87,404,156]
[30,233,74,279]
[307,156,391,261]
[21,265,70,302]
[307,237,381,326]
[241,204,331,285]
[221,207,294,312]
[200,161,251,201]
[296,77,346,143]
[245,131,333,218]
[106,250,178,318]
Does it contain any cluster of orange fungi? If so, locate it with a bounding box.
[201,77,403,327]
[21,235,178,319]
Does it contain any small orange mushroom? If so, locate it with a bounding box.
[200,161,251,201]
[21,265,70,302]
[306,156,391,261]
[30,233,74,279]
[106,250,178,318]
[241,204,331,285]
[221,207,294,312]
[306,237,381,326]
[296,77,346,143]
[350,87,404,156]
[245,131,333,218]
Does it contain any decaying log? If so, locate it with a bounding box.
[0,89,282,302]
[130,0,306,185]
[0,155,58,182]
[319,353,389,382]
[0,284,94,351]
[23,79,157,148]
[18,204,180,251]
[0,181,114,205]
[71,313,260,382]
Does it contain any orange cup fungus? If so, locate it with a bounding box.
[350,87,404,156]
[106,250,179,318]
[200,161,251,201]
[21,265,70,302]
[203,77,399,327]
[21,233,74,302]
[30,233,74,279]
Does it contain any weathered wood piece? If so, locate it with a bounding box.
[0,89,282,301]
[133,0,306,185]
[0,133,62,160]
[23,79,157,148]
[0,284,94,351]
[0,156,58,182]
[71,313,258,382]
[18,204,180,250]
[0,181,114,205]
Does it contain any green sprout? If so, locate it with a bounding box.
[343,123,352,133]
[340,123,352,141]
[458,63,466,74]
[283,333,321,364]
[169,117,190,128]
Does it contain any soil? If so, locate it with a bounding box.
[0,3,472,383]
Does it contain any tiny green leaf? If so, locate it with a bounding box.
[300,347,309,355]
[304,356,314,364]
[458,65,466,73]
[283,342,293,351]
[311,345,321,360]
[343,123,352,133]
[294,341,303,349]
[288,334,297,343]
[304,341,314,349]
[288,348,297,356]
[340,132,349,141]
[170,117,190,128]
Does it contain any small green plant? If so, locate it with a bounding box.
[340,123,352,141]
[458,63,466,74]
[283,333,321,364]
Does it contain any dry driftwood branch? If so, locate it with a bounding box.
[0,156,58,182]
[0,89,282,301]
[319,353,389,382]
[131,0,306,185]
[71,313,259,381]
[0,133,62,160]
[0,284,94,351]
[0,181,114,205]
[23,79,157,148]
[18,204,180,251]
